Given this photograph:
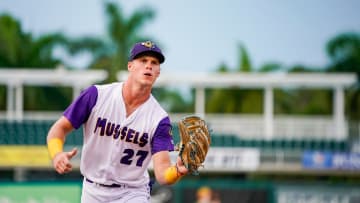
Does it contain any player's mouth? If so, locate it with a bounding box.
[144,73,152,77]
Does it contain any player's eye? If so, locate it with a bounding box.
[151,60,159,65]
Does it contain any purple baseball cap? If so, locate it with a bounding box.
[129,41,165,64]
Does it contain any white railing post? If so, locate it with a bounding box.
[6,83,14,120]
[334,86,346,140]
[264,86,274,139]
[15,83,23,121]
[195,87,205,118]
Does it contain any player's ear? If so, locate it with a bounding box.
[155,68,160,77]
[127,61,133,71]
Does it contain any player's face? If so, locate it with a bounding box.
[128,55,160,86]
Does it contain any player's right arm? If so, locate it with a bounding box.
[47,116,78,174]
[47,85,97,174]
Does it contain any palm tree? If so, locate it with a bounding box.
[65,2,156,82]
[326,32,360,120]
[0,14,64,67]
[206,43,263,114]
[326,32,360,78]
[0,14,71,110]
[238,44,252,72]
[0,3,182,112]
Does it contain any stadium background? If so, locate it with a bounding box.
[0,70,359,203]
[1,2,360,203]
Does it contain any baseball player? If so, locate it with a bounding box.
[47,41,188,203]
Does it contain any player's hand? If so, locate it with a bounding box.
[176,156,189,175]
[52,148,77,174]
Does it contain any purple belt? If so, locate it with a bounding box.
[85,178,124,188]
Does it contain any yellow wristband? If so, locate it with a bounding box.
[47,138,64,159]
[164,165,184,184]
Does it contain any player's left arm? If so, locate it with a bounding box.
[151,116,188,184]
[152,151,188,185]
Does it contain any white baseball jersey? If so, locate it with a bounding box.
[63,82,174,187]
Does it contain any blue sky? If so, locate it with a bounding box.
[1,0,360,73]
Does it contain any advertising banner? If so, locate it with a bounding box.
[200,147,260,171]
[0,146,51,167]
[150,147,260,172]
[0,145,81,168]
[302,151,360,170]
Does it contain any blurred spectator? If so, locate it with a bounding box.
[196,186,221,203]
[211,191,221,203]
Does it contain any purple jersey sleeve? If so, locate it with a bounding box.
[63,85,98,129]
[151,117,175,155]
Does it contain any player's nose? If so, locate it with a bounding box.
[145,63,153,70]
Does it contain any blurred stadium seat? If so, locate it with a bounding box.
[0,120,346,151]
[171,124,349,151]
[0,120,83,145]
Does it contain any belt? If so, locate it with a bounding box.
[85,178,125,188]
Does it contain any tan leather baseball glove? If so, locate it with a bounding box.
[177,115,211,175]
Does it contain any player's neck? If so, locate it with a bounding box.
[122,81,151,116]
